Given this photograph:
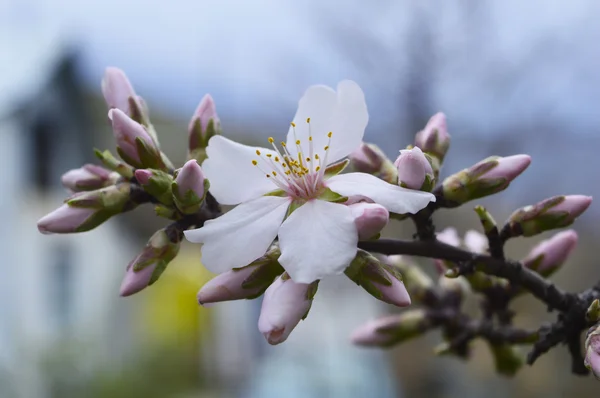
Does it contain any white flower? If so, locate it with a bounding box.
[184,81,436,283]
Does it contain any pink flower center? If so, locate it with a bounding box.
[251,118,333,199]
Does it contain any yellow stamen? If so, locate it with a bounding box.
[324,146,329,151]
[268,137,275,143]
[273,171,277,176]
[314,154,319,160]
[296,140,300,145]
[328,132,332,138]
[256,149,261,155]
[290,122,296,127]
[316,166,321,171]
[266,153,272,158]
[306,117,311,123]
[252,160,258,166]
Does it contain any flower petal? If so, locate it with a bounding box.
[327,172,435,214]
[184,196,290,273]
[286,80,368,164]
[202,135,279,205]
[278,200,358,283]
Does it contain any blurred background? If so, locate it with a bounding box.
[1,0,600,397]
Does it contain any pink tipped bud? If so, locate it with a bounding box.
[61,164,118,192]
[197,247,283,305]
[507,195,592,237]
[345,251,411,307]
[480,155,531,181]
[443,155,531,205]
[102,67,136,114]
[37,205,98,234]
[522,230,578,277]
[188,94,221,152]
[134,169,153,185]
[394,146,434,190]
[414,112,450,161]
[175,160,205,198]
[120,229,180,297]
[351,310,431,347]
[349,203,389,240]
[109,109,158,167]
[585,326,600,380]
[258,274,318,345]
[173,160,208,214]
[349,143,397,184]
[463,230,488,254]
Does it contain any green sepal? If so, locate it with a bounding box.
[285,199,305,217]
[94,148,134,179]
[172,178,209,215]
[474,205,497,234]
[140,170,174,206]
[135,137,166,170]
[324,159,350,178]
[73,209,114,233]
[264,189,288,197]
[116,145,144,169]
[317,187,347,203]
[155,205,180,220]
[489,343,524,377]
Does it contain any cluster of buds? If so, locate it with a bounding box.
[37,67,220,295]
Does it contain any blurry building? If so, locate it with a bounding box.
[0,28,138,398]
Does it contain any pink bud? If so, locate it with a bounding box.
[522,230,578,276]
[414,112,450,160]
[464,230,488,254]
[349,143,385,174]
[548,195,593,220]
[585,329,600,380]
[349,203,389,240]
[350,316,400,347]
[351,310,430,347]
[37,205,96,234]
[101,67,137,114]
[377,267,411,307]
[188,94,219,149]
[119,254,157,297]
[478,154,531,181]
[258,275,316,345]
[198,267,264,305]
[61,164,116,192]
[175,160,205,198]
[119,229,179,297]
[134,169,153,186]
[394,147,433,189]
[109,108,155,164]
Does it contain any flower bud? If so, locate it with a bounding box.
[351,310,432,347]
[349,203,389,240]
[345,250,411,307]
[349,143,397,184]
[61,164,119,192]
[197,246,284,305]
[522,230,578,277]
[488,343,524,377]
[37,183,132,234]
[172,160,209,214]
[584,324,600,380]
[506,195,592,237]
[109,109,163,169]
[188,94,221,163]
[394,146,435,191]
[414,112,450,161]
[94,149,135,179]
[386,255,434,303]
[587,300,600,323]
[258,273,318,345]
[442,155,531,206]
[134,168,174,206]
[102,67,136,115]
[120,228,181,296]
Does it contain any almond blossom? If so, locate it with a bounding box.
[185,81,436,283]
